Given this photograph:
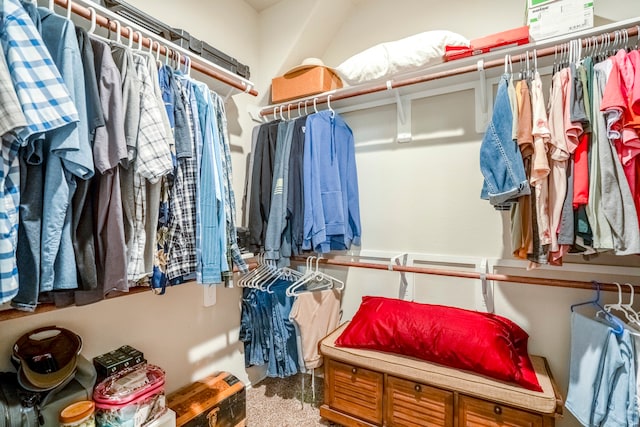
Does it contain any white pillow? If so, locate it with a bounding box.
[335,30,469,86]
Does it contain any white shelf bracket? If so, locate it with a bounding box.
[475,258,494,313]
[474,59,491,134]
[395,91,412,143]
[389,253,413,301]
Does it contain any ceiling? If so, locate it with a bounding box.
[244,0,281,12]
[245,0,368,13]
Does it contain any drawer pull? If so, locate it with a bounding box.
[351,368,357,374]
[414,385,422,392]
[494,405,502,415]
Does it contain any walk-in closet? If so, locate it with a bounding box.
[1,0,640,426]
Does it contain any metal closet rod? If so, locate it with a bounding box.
[260,23,640,116]
[53,0,258,96]
[290,256,640,294]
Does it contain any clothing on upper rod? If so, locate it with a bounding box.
[244,104,362,266]
[480,33,640,268]
[0,0,247,309]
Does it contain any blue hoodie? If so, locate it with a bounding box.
[302,110,361,253]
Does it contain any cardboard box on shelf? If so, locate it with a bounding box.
[526,0,594,41]
[272,66,342,104]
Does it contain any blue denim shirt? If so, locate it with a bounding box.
[480,74,530,209]
[193,82,227,284]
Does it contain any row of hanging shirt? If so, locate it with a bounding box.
[244,102,362,267]
[566,282,640,426]
[480,31,640,268]
[238,256,343,378]
[0,0,247,311]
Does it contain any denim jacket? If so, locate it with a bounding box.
[480,74,530,209]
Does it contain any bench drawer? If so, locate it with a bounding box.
[458,395,543,427]
[385,375,454,426]
[326,359,383,425]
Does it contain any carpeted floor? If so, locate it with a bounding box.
[246,372,340,427]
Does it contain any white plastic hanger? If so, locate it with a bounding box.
[66,0,73,21]
[124,27,134,49]
[313,97,319,114]
[174,52,181,71]
[183,56,192,76]
[87,7,97,34]
[48,0,54,11]
[286,256,344,296]
[327,94,335,118]
[134,31,143,51]
[621,283,640,326]
[113,20,122,45]
[603,283,640,333]
[239,254,267,287]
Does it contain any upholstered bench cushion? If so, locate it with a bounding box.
[320,322,559,415]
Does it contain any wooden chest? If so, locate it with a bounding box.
[167,372,246,427]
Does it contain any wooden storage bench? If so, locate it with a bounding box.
[319,322,564,427]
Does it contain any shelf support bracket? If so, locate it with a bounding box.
[394,91,412,143]
[474,59,491,133]
[475,258,494,313]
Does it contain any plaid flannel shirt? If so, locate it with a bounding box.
[127,54,173,283]
[166,77,198,280]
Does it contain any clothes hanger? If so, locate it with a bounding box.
[134,31,143,51]
[66,0,73,21]
[603,282,638,325]
[124,27,134,50]
[304,100,309,116]
[263,265,304,293]
[571,281,625,335]
[327,94,335,118]
[174,51,181,71]
[87,7,97,35]
[286,256,343,296]
[279,105,285,121]
[48,0,54,10]
[249,259,278,290]
[183,56,192,77]
[286,256,316,296]
[113,20,123,46]
[313,98,319,114]
[239,253,267,287]
[621,283,640,325]
[297,102,303,118]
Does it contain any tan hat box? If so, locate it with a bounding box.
[272,66,343,104]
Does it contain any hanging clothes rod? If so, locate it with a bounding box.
[290,256,640,294]
[259,22,640,117]
[53,0,258,96]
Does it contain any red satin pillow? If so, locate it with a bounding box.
[335,296,541,392]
